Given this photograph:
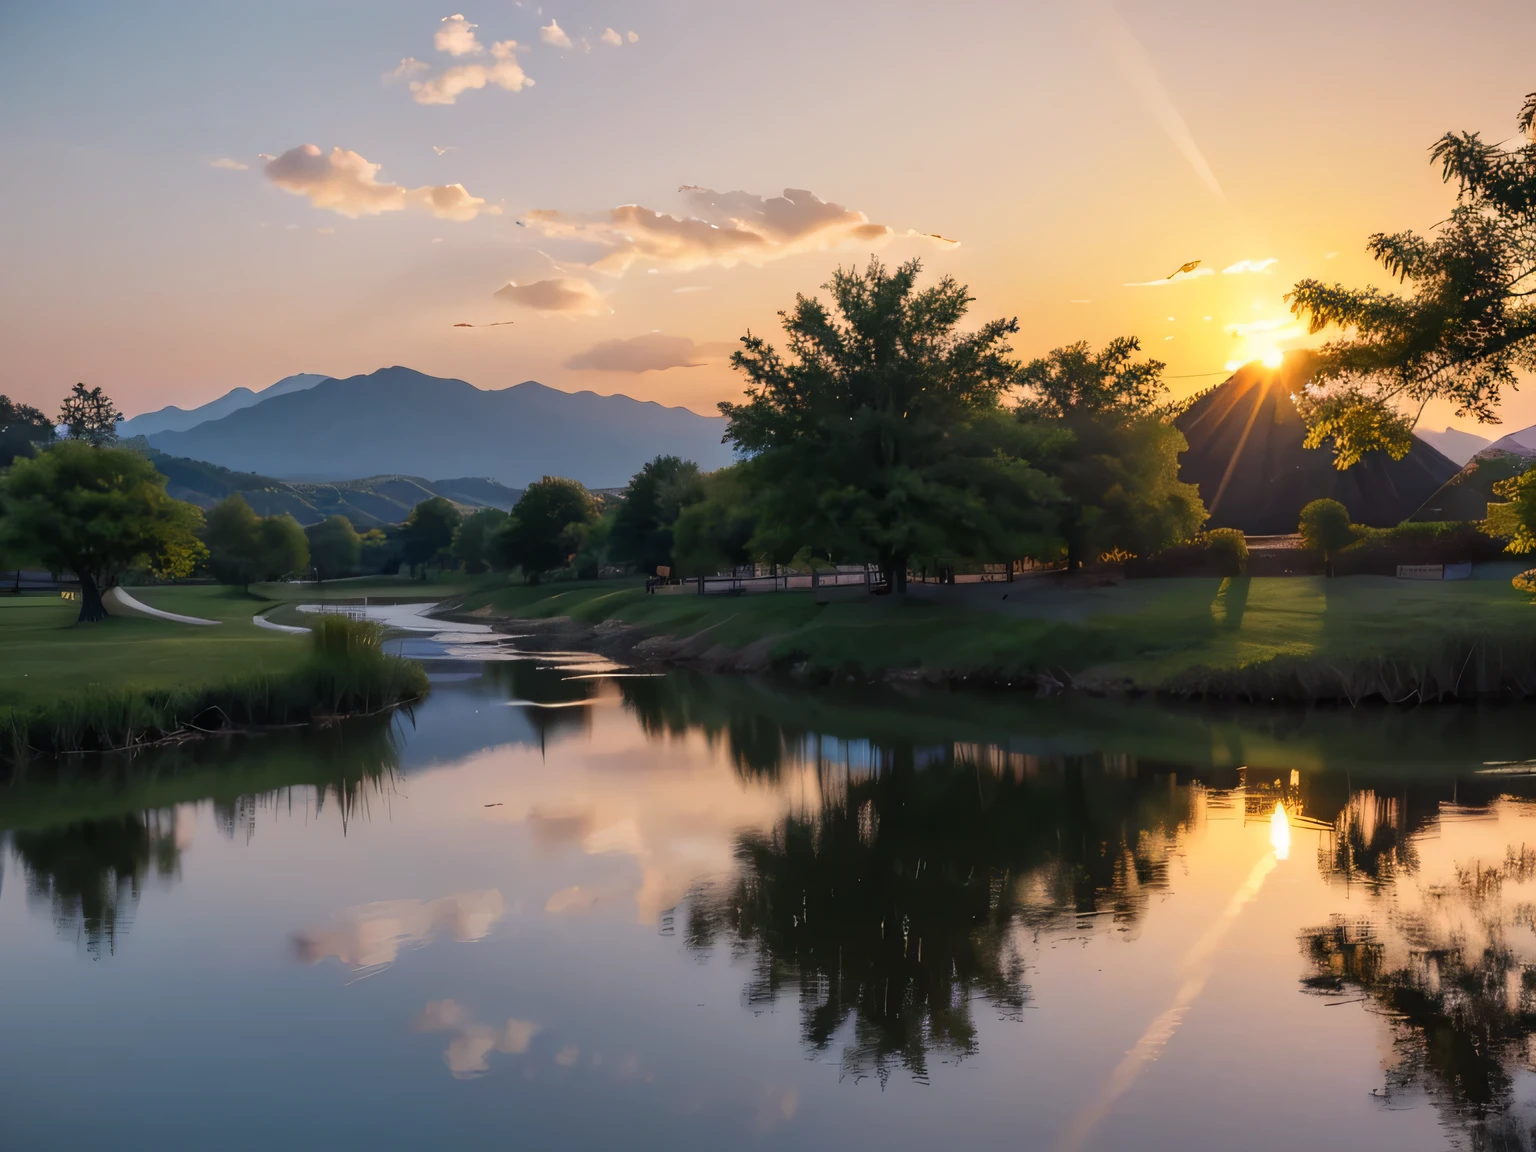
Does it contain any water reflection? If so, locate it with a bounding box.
[295,890,506,974]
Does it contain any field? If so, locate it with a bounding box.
[447,571,1536,700]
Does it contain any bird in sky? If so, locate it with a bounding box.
[454,321,515,328]
[1167,260,1202,278]
[431,145,458,156]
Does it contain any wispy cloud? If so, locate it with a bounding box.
[600,28,622,46]
[566,333,732,372]
[208,157,248,171]
[1088,0,1223,198]
[1222,258,1277,275]
[540,19,572,48]
[414,1000,540,1079]
[525,185,899,275]
[494,277,605,315]
[264,144,497,221]
[1124,267,1214,287]
[389,15,533,104]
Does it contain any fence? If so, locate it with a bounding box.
[0,570,81,594]
[647,565,887,596]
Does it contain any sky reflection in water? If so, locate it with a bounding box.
[5,657,1536,1150]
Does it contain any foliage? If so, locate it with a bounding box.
[491,476,595,582]
[1287,90,1536,466]
[1205,528,1249,571]
[203,494,262,586]
[357,527,402,576]
[57,383,123,447]
[255,515,309,581]
[306,515,362,580]
[0,443,205,621]
[1298,498,1357,572]
[401,497,461,576]
[1017,338,1207,569]
[1487,468,1536,554]
[1336,520,1507,575]
[722,258,1057,591]
[0,395,55,467]
[609,455,704,574]
[450,507,507,575]
[672,465,761,576]
[1514,569,1536,594]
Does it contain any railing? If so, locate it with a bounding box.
[0,570,81,594]
[647,565,887,596]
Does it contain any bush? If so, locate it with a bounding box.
[1299,499,1357,573]
[1334,521,1508,576]
[1513,569,1536,594]
[1205,528,1248,573]
[1125,529,1249,578]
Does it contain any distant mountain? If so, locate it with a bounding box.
[120,373,330,438]
[145,450,522,527]
[1410,450,1530,522]
[1483,423,1536,458]
[1414,426,1491,467]
[1175,354,1459,533]
[144,366,734,487]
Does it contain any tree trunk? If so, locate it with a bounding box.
[77,574,108,624]
[883,553,909,595]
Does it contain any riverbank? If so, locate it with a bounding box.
[442,573,1536,704]
[0,586,429,761]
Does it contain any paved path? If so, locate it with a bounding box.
[106,586,220,625]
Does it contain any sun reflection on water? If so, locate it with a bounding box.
[1270,802,1291,860]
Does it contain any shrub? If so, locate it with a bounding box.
[1335,521,1508,576]
[1125,530,1248,578]
[1205,528,1248,574]
[1298,499,1356,574]
[1514,569,1536,594]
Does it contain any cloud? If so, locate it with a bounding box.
[601,27,622,46]
[1221,258,1278,275]
[494,277,605,314]
[389,56,429,79]
[208,157,248,171]
[1088,0,1223,198]
[565,333,732,373]
[294,890,506,971]
[264,144,497,221]
[435,14,482,55]
[541,19,572,48]
[410,39,531,104]
[1124,267,1215,287]
[524,186,895,275]
[628,31,639,43]
[414,1000,540,1079]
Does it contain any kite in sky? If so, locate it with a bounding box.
[454,321,516,328]
[1167,260,1201,278]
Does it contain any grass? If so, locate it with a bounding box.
[0,590,428,760]
[446,574,1536,702]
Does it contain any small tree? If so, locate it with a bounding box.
[609,455,703,574]
[1299,498,1356,575]
[307,515,361,581]
[204,494,262,587]
[401,497,461,577]
[58,384,123,447]
[1,395,55,467]
[0,443,205,622]
[492,477,595,582]
[254,515,310,582]
[450,508,507,574]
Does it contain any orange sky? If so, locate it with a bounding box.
[1,0,1532,435]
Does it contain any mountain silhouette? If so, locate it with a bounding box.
[143,367,734,488]
[121,373,330,438]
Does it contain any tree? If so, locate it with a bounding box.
[401,497,461,577]
[57,384,122,447]
[672,466,761,576]
[1287,90,1536,467]
[306,515,361,581]
[254,515,309,581]
[609,455,703,574]
[1017,338,1207,570]
[1298,498,1356,574]
[0,395,55,467]
[723,258,1057,592]
[203,494,262,587]
[491,476,595,582]
[0,443,205,622]
[450,508,507,575]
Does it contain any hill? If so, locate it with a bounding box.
[1483,423,1536,457]
[1174,355,1459,533]
[120,373,330,438]
[1414,425,1491,466]
[144,450,522,527]
[143,366,734,487]
[1409,450,1531,522]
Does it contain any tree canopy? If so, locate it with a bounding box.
[450,507,507,574]
[492,476,595,582]
[1287,90,1536,467]
[1298,498,1356,573]
[0,395,55,468]
[401,497,461,576]
[722,258,1057,590]
[203,495,311,585]
[57,384,122,447]
[0,442,205,622]
[307,515,362,581]
[609,455,703,574]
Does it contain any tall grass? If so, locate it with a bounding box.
[0,616,429,762]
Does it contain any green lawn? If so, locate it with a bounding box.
[447,574,1536,696]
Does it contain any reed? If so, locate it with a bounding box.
[0,616,429,762]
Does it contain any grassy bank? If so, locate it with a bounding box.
[445,574,1536,703]
[0,590,428,760]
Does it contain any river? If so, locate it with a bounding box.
[5,627,1536,1150]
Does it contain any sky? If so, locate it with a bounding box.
[2,0,1533,433]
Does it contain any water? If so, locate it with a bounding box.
[7,636,1536,1150]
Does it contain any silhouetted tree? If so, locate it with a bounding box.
[450,507,507,575]
[57,383,122,447]
[609,455,703,574]
[0,395,54,467]
[401,497,461,577]
[306,514,361,581]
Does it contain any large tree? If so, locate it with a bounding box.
[450,507,507,574]
[307,515,362,581]
[0,443,205,622]
[1,395,55,467]
[609,455,703,575]
[491,476,595,582]
[1287,90,1536,467]
[254,515,309,581]
[57,384,123,447]
[203,494,262,587]
[722,258,1056,592]
[1017,337,1206,570]
[401,497,461,577]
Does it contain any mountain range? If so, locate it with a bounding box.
[1413,426,1492,467]
[137,366,735,488]
[120,373,330,438]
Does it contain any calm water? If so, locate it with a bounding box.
[7,637,1536,1150]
